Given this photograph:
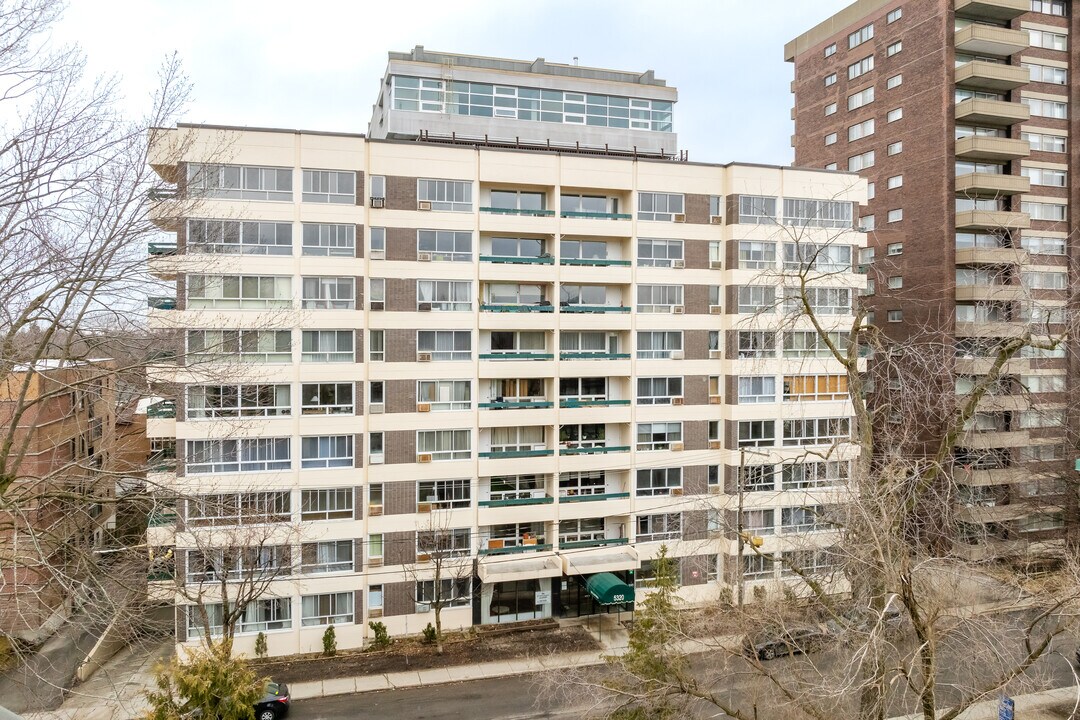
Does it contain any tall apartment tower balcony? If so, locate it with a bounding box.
[367,46,679,158]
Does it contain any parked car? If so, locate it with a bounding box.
[254,682,290,720]
[744,625,831,661]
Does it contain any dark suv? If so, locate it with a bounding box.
[254,682,290,720]
[744,625,831,661]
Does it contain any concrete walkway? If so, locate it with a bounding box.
[887,686,1080,720]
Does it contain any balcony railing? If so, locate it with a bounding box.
[480,448,554,459]
[146,400,177,418]
[561,491,631,503]
[148,243,178,256]
[560,210,632,220]
[479,254,555,265]
[560,257,632,267]
[480,542,554,556]
[560,305,631,314]
[479,352,555,360]
[479,400,554,410]
[147,296,177,310]
[561,444,630,455]
[479,495,555,508]
[481,303,555,313]
[559,352,631,360]
[560,398,631,408]
[479,207,556,217]
[148,510,177,527]
[559,537,629,550]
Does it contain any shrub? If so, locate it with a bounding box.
[322,625,337,657]
[368,621,391,650]
[753,585,767,603]
[254,632,267,660]
[421,623,437,644]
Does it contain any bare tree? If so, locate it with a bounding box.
[405,510,475,654]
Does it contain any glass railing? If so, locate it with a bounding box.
[479,254,555,265]
[479,206,556,217]
[146,400,177,419]
[147,297,177,310]
[560,257,632,267]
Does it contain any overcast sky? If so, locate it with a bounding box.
[54,0,852,166]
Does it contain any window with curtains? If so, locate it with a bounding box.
[302,223,355,256]
[300,435,353,469]
[187,329,292,363]
[187,275,292,309]
[418,280,472,310]
[417,380,472,410]
[302,169,356,203]
[301,330,354,362]
[783,375,849,401]
[637,284,683,312]
[300,488,353,520]
[186,439,291,474]
[186,385,290,419]
[417,429,472,460]
[417,229,472,261]
[561,331,609,354]
[636,422,682,450]
[300,540,354,574]
[302,277,355,309]
[187,219,292,255]
[418,179,472,212]
[490,426,545,452]
[187,163,293,201]
[301,592,353,626]
[636,331,682,359]
[417,330,472,360]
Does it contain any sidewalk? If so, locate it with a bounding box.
[887,686,1080,720]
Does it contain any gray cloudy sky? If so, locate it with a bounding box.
[55,0,851,166]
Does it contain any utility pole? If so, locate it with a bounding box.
[737,447,745,608]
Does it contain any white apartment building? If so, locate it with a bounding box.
[144,51,867,658]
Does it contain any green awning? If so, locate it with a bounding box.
[586,572,635,605]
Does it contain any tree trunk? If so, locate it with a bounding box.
[435,605,444,655]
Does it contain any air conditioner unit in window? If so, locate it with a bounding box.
[369,403,384,414]
[710,215,723,224]
[709,440,722,450]
[709,350,722,359]
[670,351,684,360]
[369,607,383,617]
[709,305,723,314]
[670,442,684,452]
[368,557,383,567]
[416,602,431,613]
[418,302,432,312]
[710,260,723,269]
[370,197,385,208]
[709,485,721,494]
[370,454,384,465]
[673,259,685,268]
[417,502,432,514]
[709,395,722,405]
[370,301,385,311]
[671,487,684,495]
[369,504,383,516]
[417,352,432,362]
[417,552,431,562]
[672,397,684,406]
[417,201,432,211]
[371,249,386,260]
[417,453,433,463]
[672,306,684,314]
[673,213,686,223]
[418,252,433,261]
[417,403,431,412]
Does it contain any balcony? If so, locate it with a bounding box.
[479,494,554,508]
[560,257,632,267]
[481,303,555,313]
[146,400,176,419]
[479,400,554,410]
[955,98,1030,126]
[958,466,1028,486]
[479,254,555,265]
[560,304,631,314]
[955,135,1030,162]
[559,536,629,550]
[954,61,1029,92]
[559,443,631,456]
[955,0,1029,21]
[560,211,632,220]
[147,509,177,527]
[479,206,556,217]
[961,428,1030,448]
[560,491,631,504]
[954,23,1029,56]
[147,296,177,311]
[955,209,1030,230]
[955,172,1030,197]
[560,398,631,408]
[954,247,1028,265]
[148,242,178,256]
[479,351,554,360]
[955,321,1026,338]
[480,539,554,556]
[559,351,631,360]
[952,538,1025,561]
[954,284,1025,302]
[479,447,554,459]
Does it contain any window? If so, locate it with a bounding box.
[186,438,291,474]
[738,241,776,269]
[416,578,471,608]
[887,41,902,56]
[418,280,472,311]
[489,331,545,355]
[187,163,292,202]
[302,223,355,256]
[781,506,830,534]
[860,215,875,231]
[783,461,848,490]
[186,492,290,526]
[738,331,776,359]
[784,287,852,316]
[638,192,685,221]
[848,86,875,111]
[824,73,837,87]
[187,275,292,310]
[560,471,606,497]
[887,209,902,223]
[301,488,353,520]
[1022,202,1067,221]
[489,236,545,259]
[302,330,354,362]
[187,329,292,363]
[636,331,682,359]
[887,276,902,289]
[1024,62,1067,85]
[741,464,776,492]
[369,175,386,200]
[867,182,876,199]
[783,418,850,446]
[1021,270,1067,289]
[367,585,384,612]
[827,163,838,171]
[186,384,290,419]
[489,189,546,212]
[185,546,290,584]
[637,513,681,542]
[738,420,775,447]
[560,331,611,356]
[637,238,684,266]
[636,468,682,497]
[825,102,837,116]
[301,435,353,469]
[848,55,874,80]
[418,229,472,261]
[637,377,683,405]
[738,195,777,224]
[490,474,545,502]
[738,286,776,313]
[1021,374,1066,393]
[887,309,903,322]
[887,242,902,256]
[1020,235,1066,255]
[370,226,386,256]
[1031,0,1066,16]
[188,599,292,637]
[368,278,385,307]
[887,7,902,22]
[301,383,353,415]
[859,247,875,265]
[1022,97,1068,119]
[742,552,774,579]
[739,376,776,404]
[849,22,874,49]
[368,433,383,463]
[418,179,472,212]
[636,422,682,451]
[417,480,471,510]
[417,429,471,461]
[848,118,875,142]
[825,132,837,146]
[1022,167,1067,187]
[887,141,903,155]
[301,541,353,574]
[417,380,471,411]
[824,43,837,57]
[887,175,903,189]
[417,330,472,361]
[783,375,848,401]
[369,329,384,362]
[886,108,902,123]
[1028,29,1067,51]
[187,219,292,256]
[887,74,903,89]
[301,592,353,626]
[637,284,683,312]
[783,331,847,358]
[559,284,609,308]
[782,199,854,229]
[302,277,354,310]
[848,150,875,171]
[302,169,355,204]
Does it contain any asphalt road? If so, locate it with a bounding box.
[291,613,1080,720]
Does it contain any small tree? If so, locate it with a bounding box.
[143,643,264,720]
[368,621,391,650]
[322,625,336,657]
[253,631,267,660]
[407,510,474,655]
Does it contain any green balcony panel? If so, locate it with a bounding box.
[560,211,632,220]
[480,543,554,556]
[146,400,177,418]
[559,352,631,360]
[147,296,177,310]
[560,398,631,408]
[478,496,555,508]
[560,258,632,267]
[148,243,178,256]
[479,255,555,265]
[479,401,554,410]
[560,305,631,314]
[479,352,555,360]
[559,537,630,550]
[479,449,554,459]
[560,445,631,455]
[480,304,555,313]
[479,207,556,217]
[561,492,631,503]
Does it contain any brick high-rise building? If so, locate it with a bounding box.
[787,0,1073,561]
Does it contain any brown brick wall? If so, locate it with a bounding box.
[354,224,365,259]
[353,330,365,363]
[385,176,418,212]
[684,420,710,451]
[682,510,707,541]
[355,172,366,207]
[385,480,416,515]
[685,239,711,269]
[383,580,414,616]
[684,193,712,224]
[384,430,416,464]
[685,330,711,360]
[684,465,709,496]
[384,532,416,567]
[385,329,418,362]
[386,227,417,262]
[684,284,712,315]
[387,278,417,312]
[683,375,709,405]
[386,380,417,413]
